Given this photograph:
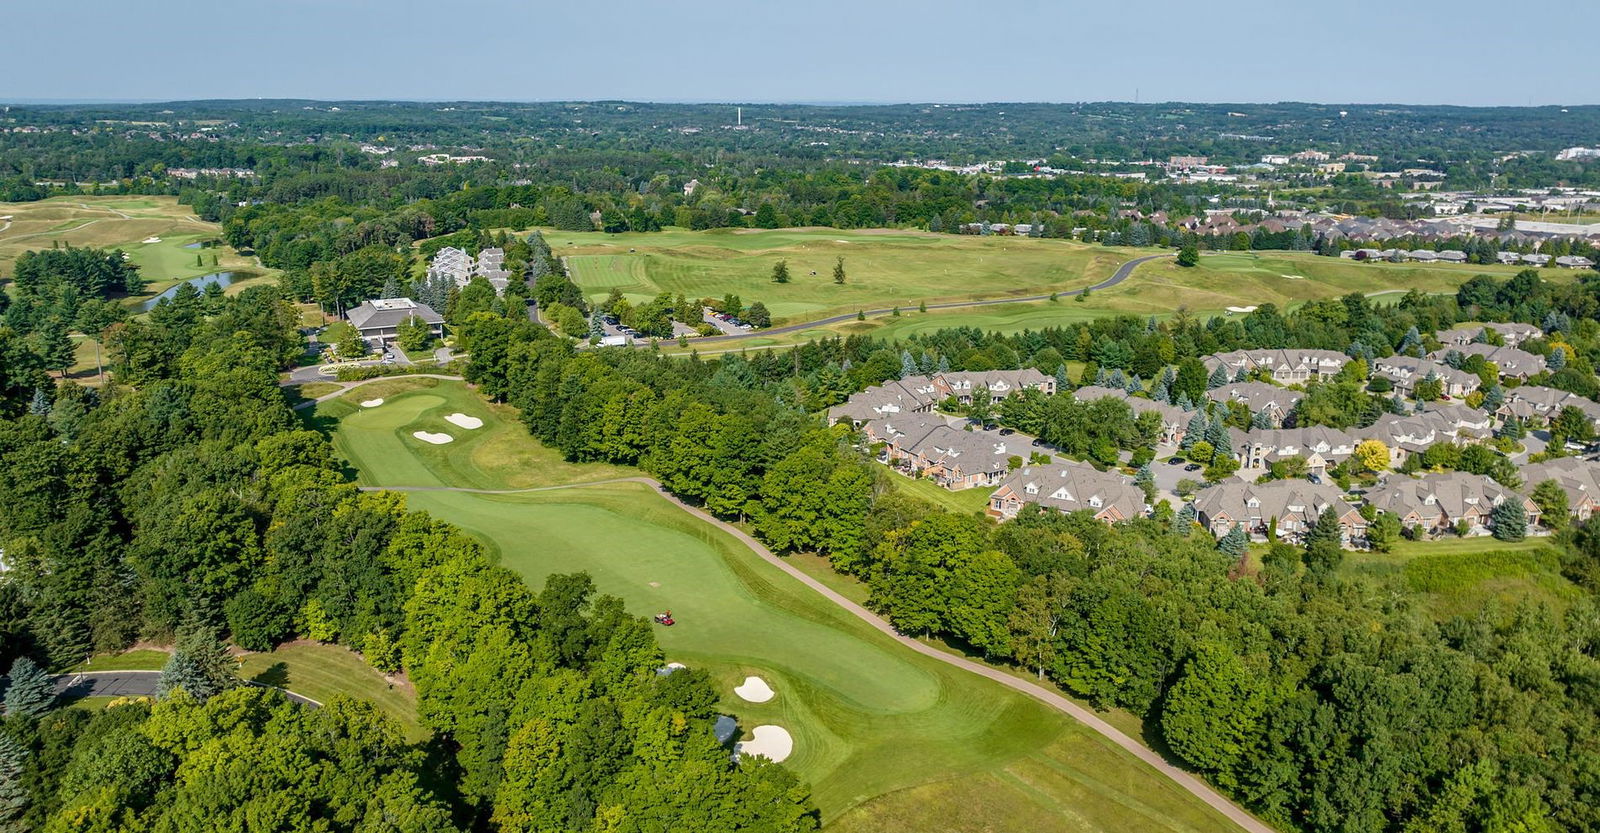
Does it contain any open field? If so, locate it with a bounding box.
[551,228,1133,324]
[1341,538,1579,619]
[238,642,423,740]
[666,248,1561,353]
[0,195,274,309]
[319,379,1242,832]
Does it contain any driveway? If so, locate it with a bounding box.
[51,670,321,707]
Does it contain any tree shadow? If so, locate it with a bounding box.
[250,661,290,689]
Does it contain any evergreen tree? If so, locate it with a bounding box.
[1125,375,1143,394]
[2,656,54,718]
[1232,365,1248,383]
[1094,367,1110,386]
[0,733,24,830]
[1217,524,1248,556]
[1549,346,1567,370]
[380,275,400,299]
[1207,363,1230,389]
[1177,391,1195,411]
[1491,499,1527,541]
[938,355,951,374]
[1482,383,1505,411]
[158,626,238,702]
[1250,409,1273,429]
[1053,364,1069,391]
[900,350,919,379]
[1182,410,1208,449]
[1151,378,1171,404]
[1173,501,1198,534]
[1498,414,1525,440]
[833,256,846,285]
[1134,464,1155,500]
[26,387,50,416]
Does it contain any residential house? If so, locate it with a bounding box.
[932,369,1055,404]
[1555,255,1596,269]
[987,461,1146,523]
[1072,386,1188,445]
[427,246,474,288]
[1371,356,1481,399]
[1203,349,1349,384]
[1435,322,1544,348]
[828,378,942,426]
[1206,382,1303,428]
[895,425,1021,491]
[346,298,445,345]
[1193,480,1365,545]
[1428,342,1546,380]
[1520,457,1600,522]
[1233,426,1359,475]
[1366,471,1539,538]
[1498,386,1600,431]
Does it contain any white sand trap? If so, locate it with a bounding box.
[360,398,384,408]
[444,412,483,430]
[735,725,793,763]
[666,662,686,670]
[713,715,739,744]
[655,662,688,677]
[142,236,162,243]
[734,676,775,703]
[412,431,454,445]
[1280,274,1305,279]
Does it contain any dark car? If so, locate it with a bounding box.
[1167,458,1185,466]
[1184,463,1202,472]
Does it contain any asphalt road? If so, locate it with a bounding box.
[363,474,1270,833]
[682,251,1175,347]
[51,670,322,706]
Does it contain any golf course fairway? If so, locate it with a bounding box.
[316,378,1241,832]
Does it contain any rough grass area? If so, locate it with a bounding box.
[549,227,1132,324]
[883,468,994,515]
[238,642,422,740]
[322,379,1241,832]
[0,195,274,309]
[1342,538,1580,619]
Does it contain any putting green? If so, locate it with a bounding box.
[319,379,1241,832]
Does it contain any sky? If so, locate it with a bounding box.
[4,0,1593,106]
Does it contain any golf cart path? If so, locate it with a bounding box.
[50,670,323,707]
[366,474,1271,833]
[659,251,1175,347]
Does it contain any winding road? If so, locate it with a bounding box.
[51,670,322,707]
[683,251,1174,346]
[362,474,1272,833]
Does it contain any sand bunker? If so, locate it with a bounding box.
[444,412,483,430]
[713,715,739,744]
[142,236,162,244]
[735,725,793,763]
[360,398,384,408]
[412,431,454,445]
[734,676,775,703]
[655,662,687,677]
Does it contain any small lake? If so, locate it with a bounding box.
[138,272,235,311]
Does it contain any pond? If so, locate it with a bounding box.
[138,272,235,311]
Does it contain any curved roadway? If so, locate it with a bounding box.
[51,670,322,706]
[687,251,1174,347]
[362,476,1271,833]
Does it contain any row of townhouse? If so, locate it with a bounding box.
[1496,386,1600,432]
[1205,381,1302,428]
[1202,349,1350,385]
[986,460,1147,523]
[1229,404,1492,473]
[827,370,1054,426]
[1370,356,1482,399]
[1522,457,1600,521]
[863,415,1019,491]
[1194,480,1366,545]
[1427,343,1547,380]
[1435,322,1543,349]
[1365,471,1541,538]
[427,246,513,294]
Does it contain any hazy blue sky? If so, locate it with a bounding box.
[6,0,1592,105]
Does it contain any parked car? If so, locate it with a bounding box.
[1183,463,1202,472]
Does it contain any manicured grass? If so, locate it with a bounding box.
[550,227,1132,325]
[74,649,169,672]
[884,468,994,515]
[0,195,274,310]
[316,377,640,490]
[292,382,343,400]
[238,642,423,740]
[322,380,1241,832]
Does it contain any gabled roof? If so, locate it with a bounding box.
[990,461,1145,520]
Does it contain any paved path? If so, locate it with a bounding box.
[365,474,1271,833]
[281,373,466,409]
[51,670,322,707]
[679,252,1174,347]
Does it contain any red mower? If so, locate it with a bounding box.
[653,610,675,626]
